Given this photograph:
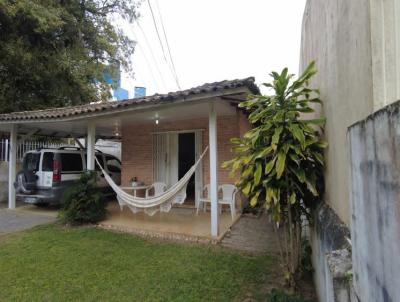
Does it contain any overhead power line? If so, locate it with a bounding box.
[136,22,169,91]
[129,25,164,92]
[137,43,163,92]
[154,0,181,90]
[147,0,181,90]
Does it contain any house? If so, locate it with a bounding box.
[0,78,259,239]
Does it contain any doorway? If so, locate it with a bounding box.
[153,130,202,205]
[178,132,195,202]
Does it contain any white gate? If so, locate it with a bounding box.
[0,139,66,162]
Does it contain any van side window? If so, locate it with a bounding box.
[42,152,54,171]
[23,153,40,171]
[60,153,83,172]
[106,156,121,173]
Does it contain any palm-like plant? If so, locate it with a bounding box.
[223,62,327,286]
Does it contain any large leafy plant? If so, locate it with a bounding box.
[223,62,326,286]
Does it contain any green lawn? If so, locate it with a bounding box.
[0,224,276,302]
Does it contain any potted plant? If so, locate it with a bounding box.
[130,176,139,187]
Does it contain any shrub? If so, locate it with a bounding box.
[59,171,106,224]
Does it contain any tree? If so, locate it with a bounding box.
[0,0,139,113]
[223,62,327,286]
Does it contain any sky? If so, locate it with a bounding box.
[120,0,307,97]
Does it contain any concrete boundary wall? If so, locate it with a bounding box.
[311,204,352,302]
[348,100,400,302]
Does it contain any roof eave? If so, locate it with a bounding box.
[0,86,253,124]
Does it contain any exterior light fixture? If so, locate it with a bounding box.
[154,113,160,125]
[113,120,121,137]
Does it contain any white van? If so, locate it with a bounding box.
[14,147,121,206]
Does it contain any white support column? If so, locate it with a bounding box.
[209,102,219,237]
[8,124,18,209]
[86,122,96,170]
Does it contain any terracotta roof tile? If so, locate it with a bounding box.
[0,77,258,122]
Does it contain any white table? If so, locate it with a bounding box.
[120,185,150,197]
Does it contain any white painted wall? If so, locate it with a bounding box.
[300,0,374,226]
[300,1,400,301]
[369,0,400,110]
[0,162,9,192]
[0,162,21,203]
[300,0,400,226]
[95,140,121,159]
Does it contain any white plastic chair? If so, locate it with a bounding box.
[196,184,210,214]
[145,182,167,197]
[218,184,238,220]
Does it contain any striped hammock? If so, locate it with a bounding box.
[95,147,208,216]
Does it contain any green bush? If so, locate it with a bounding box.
[59,171,106,224]
[268,289,314,302]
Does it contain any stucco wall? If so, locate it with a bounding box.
[121,110,248,188]
[300,1,400,301]
[300,0,400,226]
[348,101,400,302]
[300,0,375,226]
[0,162,22,204]
[0,162,10,202]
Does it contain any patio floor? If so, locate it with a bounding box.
[99,201,240,243]
[4,201,239,242]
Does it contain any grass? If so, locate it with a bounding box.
[0,224,277,302]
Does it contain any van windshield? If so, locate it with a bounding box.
[23,153,40,171]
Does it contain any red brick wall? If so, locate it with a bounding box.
[121,111,251,188]
[238,109,251,137]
